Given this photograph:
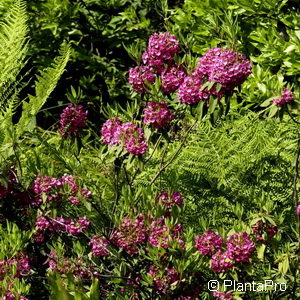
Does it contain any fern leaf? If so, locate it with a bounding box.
[0,0,28,102]
[17,42,71,135]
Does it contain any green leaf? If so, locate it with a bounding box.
[17,42,70,135]
[257,244,266,260]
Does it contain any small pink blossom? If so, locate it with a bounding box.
[273,88,294,107]
[297,204,300,215]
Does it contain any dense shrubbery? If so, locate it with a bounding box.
[0,0,300,299]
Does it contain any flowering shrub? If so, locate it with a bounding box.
[0,1,300,299]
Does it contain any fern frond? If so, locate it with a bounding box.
[17,42,71,135]
[0,0,28,103]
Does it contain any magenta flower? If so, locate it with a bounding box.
[273,88,294,107]
[297,204,300,215]
[59,104,88,137]
[155,191,183,209]
[212,291,233,300]
[142,32,180,68]
[89,237,110,257]
[143,102,174,129]
[111,214,148,255]
[251,221,277,242]
[161,65,186,94]
[226,232,255,263]
[128,66,156,93]
[211,250,234,273]
[194,230,223,256]
[195,47,252,94]
[118,123,148,155]
[147,265,180,295]
[149,217,185,249]
[178,76,209,104]
[101,117,122,146]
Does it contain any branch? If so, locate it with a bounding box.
[150,118,198,186]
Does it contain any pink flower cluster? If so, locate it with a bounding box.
[128,66,156,94]
[226,232,255,263]
[148,265,180,295]
[0,253,30,281]
[32,173,91,206]
[178,76,209,104]
[129,32,185,94]
[47,251,98,280]
[35,215,90,242]
[194,230,223,256]
[89,237,110,257]
[273,88,294,107]
[142,32,180,68]
[202,231,256,273]
[211,250,235,273]
[155,191,183,209]
[59,104,88,136]
[101,117,122,146]
[104,213,185,256]
[212,291,233,300]
[195,48,252,91]
[149,218,185,249]
[3,291,29,300]
[178,47,251,103]
[161,66,186,93]
[297,205,300,215]
[251,221,277,243]
[101,119,148,155]
[111,214,148,255]
[143,102,174,129]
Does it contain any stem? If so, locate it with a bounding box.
[150,118,198,186]
[291,132,300,299]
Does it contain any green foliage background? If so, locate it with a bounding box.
[0,0,299,299]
